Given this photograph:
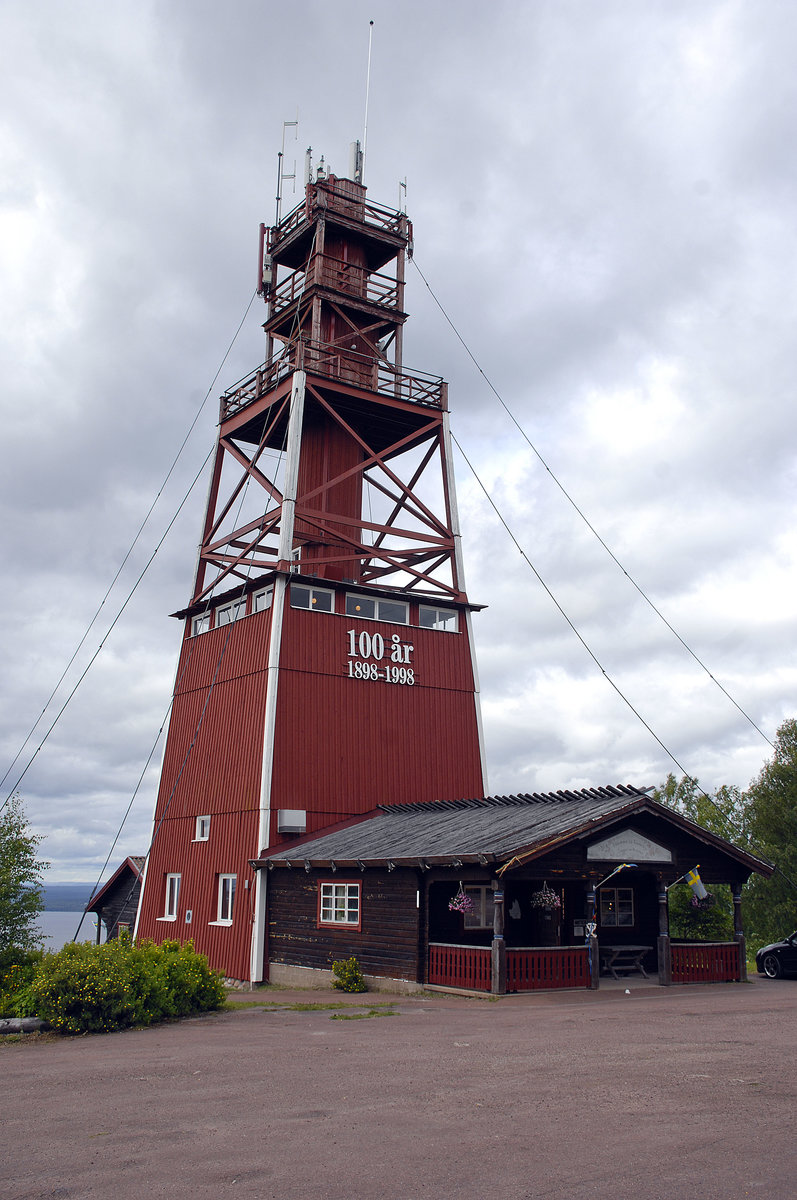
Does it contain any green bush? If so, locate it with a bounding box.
[331,956,367,993]
[0,948,44,1017]
[28,937,225,1035]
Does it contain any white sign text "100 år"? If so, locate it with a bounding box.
[346,629,416,686]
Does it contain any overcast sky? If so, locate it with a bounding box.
[2,1,796,881]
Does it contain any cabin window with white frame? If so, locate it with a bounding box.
[252,586,273,613]
[463,886,495,930]
[194,815,210,842]
[599,887,634,928]
[163,873,180,920]
[345,594,408,624]
[191,613,210,636]
[419,606,458,632]
[216,875,236,924]
[289,546,301,573]
[290,584,333,612]
[319,881,361,928]
[216,598,245,627]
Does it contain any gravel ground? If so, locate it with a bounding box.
[3,975,794,1199]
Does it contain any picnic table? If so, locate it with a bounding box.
[599,944,651,980]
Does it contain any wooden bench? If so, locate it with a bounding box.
[600,945,651,980]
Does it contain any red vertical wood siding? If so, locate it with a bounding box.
[135,809,257,981]
[295,406,363,581]
[270,606,484,836]
[136,609,273,977]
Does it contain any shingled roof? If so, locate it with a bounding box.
[254,785,769,876]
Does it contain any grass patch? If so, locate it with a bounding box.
[330,1008,398,1021]
[248,999,401,1017]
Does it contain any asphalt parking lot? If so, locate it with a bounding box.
[4,975,795,1200]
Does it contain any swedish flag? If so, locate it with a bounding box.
[685,866,708,900]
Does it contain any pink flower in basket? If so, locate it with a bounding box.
[449,887,475,914]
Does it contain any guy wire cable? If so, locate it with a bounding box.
[1,290,259,798]
[411,256,775,754]
[78,225,315,932]
[90,304,305,941]
[452,430,797,895]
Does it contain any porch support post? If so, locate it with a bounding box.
[586,885,599,989]
[657,880,671,986]
[490,879,506,995]
[732,883,747,982]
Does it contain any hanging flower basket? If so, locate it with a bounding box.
[448,884,475,915]
[690,891,715,910]
[529,882,561,911]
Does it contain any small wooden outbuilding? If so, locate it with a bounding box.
[85,856,145,943]
[252,786,772,994]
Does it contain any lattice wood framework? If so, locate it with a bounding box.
[189,174,467,615]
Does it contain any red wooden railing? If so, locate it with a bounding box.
[671,942,741,984]
[428,944,591,992]
[506,946,590,992]
[428,943,491,991]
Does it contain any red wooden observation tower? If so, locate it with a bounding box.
[136,157,487,981]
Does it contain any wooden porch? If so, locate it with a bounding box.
[428,943,591,992]
[428,939,744,992]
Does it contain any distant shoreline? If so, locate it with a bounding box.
[40,883,95,912]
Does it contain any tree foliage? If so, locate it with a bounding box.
[742,718,797,944]
[653,773,745,843]
[0,795,49,954]
[654,719,797,946]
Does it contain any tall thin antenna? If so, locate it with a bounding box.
[361,20,374,184]
[275,118,298,225]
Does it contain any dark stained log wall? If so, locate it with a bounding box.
[267,867,421,981]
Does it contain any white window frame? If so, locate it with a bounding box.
[345,594,409,624]
[159,873,180,922]
[216,598,245,627]
[191,613,210,636]
[599,887,635,928]
[418,605,458,632]
[252,586,273,613]
[194,815,210,842]
[209,874,236,926]
[463,885,495,930]
[319,881,361,928]
[290,583,334,612]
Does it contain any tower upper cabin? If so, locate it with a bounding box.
[261,170,414,393]
[191,166,459,609]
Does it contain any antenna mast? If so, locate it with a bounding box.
[275,118,298,225]
[361,20,374,185]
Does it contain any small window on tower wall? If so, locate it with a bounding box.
[419,606,458,632]
[191,613,210,636]
[319,881,361,928]
[290,584,333,612]
[252,586,273,613]
[194,815,210,842]
[215,875,236,924]
[216,598,245,626]
[161,873,180,921]
[345,595,408,624]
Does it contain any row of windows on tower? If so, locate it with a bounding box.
[190,584,459,637]
[158,816,236,926]
[160,871,236,926]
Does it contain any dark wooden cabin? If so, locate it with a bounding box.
[253,787,772,994]
[85,856,145,943]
